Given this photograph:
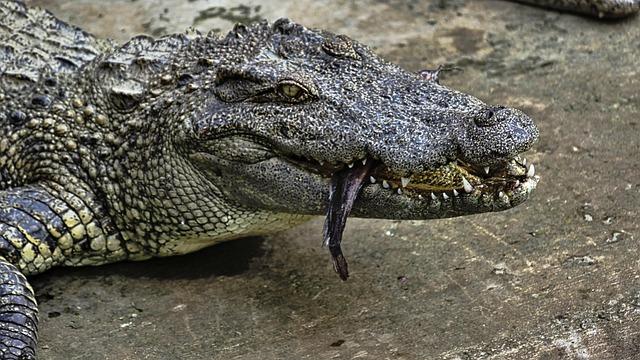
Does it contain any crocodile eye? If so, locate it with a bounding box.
[281,84,301,97]
[277,81,309,101]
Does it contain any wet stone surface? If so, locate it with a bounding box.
[26,0,640,359]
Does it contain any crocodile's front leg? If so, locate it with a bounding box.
[0,182,125,359]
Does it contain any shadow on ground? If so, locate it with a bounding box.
[37,237,266,282]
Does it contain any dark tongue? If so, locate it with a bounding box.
[323,161,373,281]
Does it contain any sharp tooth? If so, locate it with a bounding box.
[418,194,424,199]
[369,176,376,184]
[515,180,520,187]
[362,159,367,165]
[527,164,535,177]
[484,166,490,175]
[523,158,527,166]
[499,191,505,198]
[382,180,390,188]
[453,189,459,196]
[348,162,354,168]
[401,177,410,187]
[430,192,437,200]
[462,176,474,193]
[397,188,402,195]
[442,193,449,200]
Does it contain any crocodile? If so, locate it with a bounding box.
[516,0,640,17]
[0,0,637,358]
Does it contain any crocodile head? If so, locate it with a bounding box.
[176,20,539,278]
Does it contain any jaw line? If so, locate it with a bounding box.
[286,153,538,204]
[217,149,539,221]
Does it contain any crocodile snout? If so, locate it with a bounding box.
[458,106,538,166]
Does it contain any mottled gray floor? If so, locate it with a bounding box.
[25,0,640,359]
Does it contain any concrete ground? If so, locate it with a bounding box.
[26,0,640,359]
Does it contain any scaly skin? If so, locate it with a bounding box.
[1,0,628,358]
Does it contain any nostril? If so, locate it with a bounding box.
[484,109,494,120]
[474,106,506,127]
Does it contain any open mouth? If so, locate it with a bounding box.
[294,155,536,198]
[290,154,539,281]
